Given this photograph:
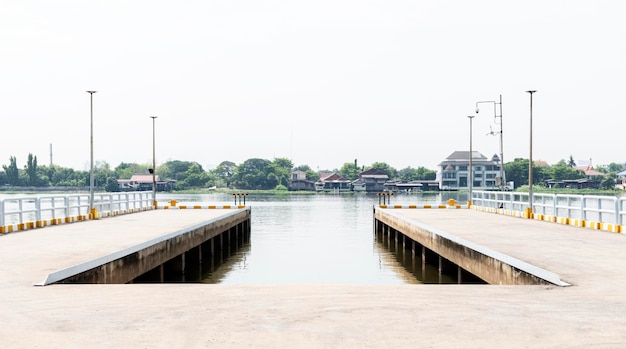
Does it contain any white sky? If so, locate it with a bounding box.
[1,1,624,172]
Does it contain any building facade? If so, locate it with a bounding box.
[437,151,504,190]
[352,168,389,192]
[314,172,352,192]
[288,170,315,191]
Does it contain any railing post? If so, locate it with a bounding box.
[0,199,5,227]
[580,195,586,221]
[35,197,42,222]
[51,196,57,220]
[18,199,24,224]
[144,192,149,209]
[615,197,621,226]
[65,195,71,218]
[107,194,113,214]
[597,197,603,223]
[566,196,572,219]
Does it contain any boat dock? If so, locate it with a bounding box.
[1,205,626,348]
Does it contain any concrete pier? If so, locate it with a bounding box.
[1,208,251,286]
[375,208,568,285]
[2,207,626,348]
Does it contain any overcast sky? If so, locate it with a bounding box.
[1,1,624,173]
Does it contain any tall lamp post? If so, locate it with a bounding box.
[86,90,97,217]
[476,94,504,190]
[526,90,537,218]
[150,116,158,209]
[467,115,475,207]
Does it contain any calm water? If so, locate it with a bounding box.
[158,192,467,285]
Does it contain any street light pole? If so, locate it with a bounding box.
[150,116,158,209]
[467,115,475,208]
[526,90,537,218]
[86,90,97,217]
[476,94,504,190]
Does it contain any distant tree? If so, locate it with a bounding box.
[25,153,38,186]
[397,167,415,181]
[600,176,616,190]
[275,184,288,191]
[231,158,273,190]
[169,162,211,189]
[105,177,120,192]
[93,161,113,189]
[174,163,211,189]
[607,162,625,173]
[568,156,576,168]
[415,166,436,180]
[213,161,237,187]
[2,156,19,186]
[547,163,584,180]
[339,161,359,181]
[37,164,58,187]
[504,158,529,187]
[164,160,196,179]
[368,162,397,179]
[51,167,87,186]
[115,162,148,179]
[270,157,294,187]
[294,164,320,182]
[157,160,203,188]
[397,166,437,181]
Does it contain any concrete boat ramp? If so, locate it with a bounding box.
[1,207,626,348]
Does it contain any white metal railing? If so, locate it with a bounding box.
[0,191,154,231]
[472,190,625,227]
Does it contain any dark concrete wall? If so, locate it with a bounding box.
[374,210,552,285]
[60,209,251,284]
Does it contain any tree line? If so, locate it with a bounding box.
[0,154,436,191]
[1,153,624,191]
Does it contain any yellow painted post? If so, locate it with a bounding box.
[524,208,533,219]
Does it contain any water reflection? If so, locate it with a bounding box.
[158,192,467,285]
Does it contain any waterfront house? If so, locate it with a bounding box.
[437,151,504,191]
[352,168,389,192]
[288,170,315,191]
[566,161,604,189]
[575,162,604,180]
[383,180,440,192]
[314,172,352,192]
[117,175,174,192]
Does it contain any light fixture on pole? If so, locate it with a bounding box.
[476,94,504,190]
[86,90,97,217]
[467,115,475,208]
[150,116,158,209]
[525,90,537,218]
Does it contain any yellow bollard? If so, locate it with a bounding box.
[169,199,177,207]
[447,199,456,207]
[525,208,533,219]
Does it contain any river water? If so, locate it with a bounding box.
[157,192,468,285]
